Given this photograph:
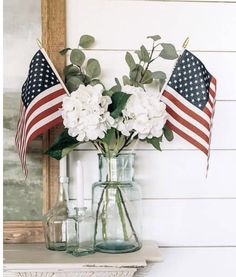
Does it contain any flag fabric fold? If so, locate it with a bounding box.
[161,50,216,165]
[15,49,66,176]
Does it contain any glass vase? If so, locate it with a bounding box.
[92,153,142,254]
[43,176,69,251]
[66,207,95,256]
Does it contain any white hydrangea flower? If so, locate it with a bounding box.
[118,85,168,140]
[62,84,114,142]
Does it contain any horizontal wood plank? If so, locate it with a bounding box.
[69,150,236,199]
[67,0,236,51]
[82,198,236,246]
[136,247,236,277]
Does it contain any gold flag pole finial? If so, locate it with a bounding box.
[36,39,43,49]
[182,37,190,49]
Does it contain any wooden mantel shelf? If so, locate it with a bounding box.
[4,241,163,277]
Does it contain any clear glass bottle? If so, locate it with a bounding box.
[92,153,142,254]
[66,207,95,256]
[43,176,69,251]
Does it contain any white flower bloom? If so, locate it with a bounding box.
[62,84,113,142]
[119,85,168,139]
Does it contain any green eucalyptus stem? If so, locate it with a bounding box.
[116,186,129,241]
[117,186,141,246]
[94,184,108,247]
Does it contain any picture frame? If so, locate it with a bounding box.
[3,0,66,243]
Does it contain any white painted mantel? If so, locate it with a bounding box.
[3,241,162,277]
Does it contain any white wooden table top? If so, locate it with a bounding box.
[4,240,163,269]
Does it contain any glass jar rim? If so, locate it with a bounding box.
[98,152,136,158]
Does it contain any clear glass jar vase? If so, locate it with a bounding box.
[66,207,95,256]
[92,153,142,254]
[43,176,69,251]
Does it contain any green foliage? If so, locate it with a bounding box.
[146,136,162,151]
[122,75,131,86]
[70,49,85,66]
[110,78,122,92]
[109,91,131,119]
[135,45,150,63]
[64,64,80,78]
[141,70,153,84]
[66,76,83,92]
[86,58,101,78]
[160,43,178,60]
[79,35,95,48]
[163,125,174,141]
[129,64,144,83]
[152,71,167,91]
[103,128,116,145]
[60,47,71,55]
[125,52,136,70]
[45,129,81,160]
[147,35,161,41]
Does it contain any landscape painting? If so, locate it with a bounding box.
[3,92,43,220]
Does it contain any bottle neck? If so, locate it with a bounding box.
[98,154,135,182]
[57,180,68,203]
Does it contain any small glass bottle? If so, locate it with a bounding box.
[43,176,69,251]
[66,207,95,256]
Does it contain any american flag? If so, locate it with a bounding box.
[161,50,216,159]
[15,49,67,176]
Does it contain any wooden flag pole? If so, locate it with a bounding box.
[182,37,190,49]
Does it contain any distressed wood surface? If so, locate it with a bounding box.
[41,0,66,210]
[3,221,44,243]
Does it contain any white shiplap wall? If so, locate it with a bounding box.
[66,0,236,276]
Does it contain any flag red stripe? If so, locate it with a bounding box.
[25,102,62,135]
[203,105,212,117]
[166,106,209,143]
[27,116,63,146]
[25,88,65,121]
[211,76,217,86]
[166,120,208,156]
[208,97,213,108]
[163,90,210,130]
[209,87,216,99]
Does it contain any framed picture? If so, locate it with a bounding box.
[3,0,66,243]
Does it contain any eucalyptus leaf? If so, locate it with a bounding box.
[146,137,162,151]
[79,34,95,48]
[159,43,178,60]
[45,129,81,160]
[147,35,161,41]
[159,79,166,91]
[70,49,85,66]
[86,58,101,78]
[163,125,174,141]
[134,50,142,61]
[103,90,113,97]
[89,79,104,88]
[129,64,144,83]
[141,70,153,84]
[125,52,136,70]
[110,78,122,92]
[140,45,150,62]
[66,76,82,92]
[122,75,131,86]
[109,91,131,119]
[152,71,166,80]
[60,47,71,55]
[64,64,80,78]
